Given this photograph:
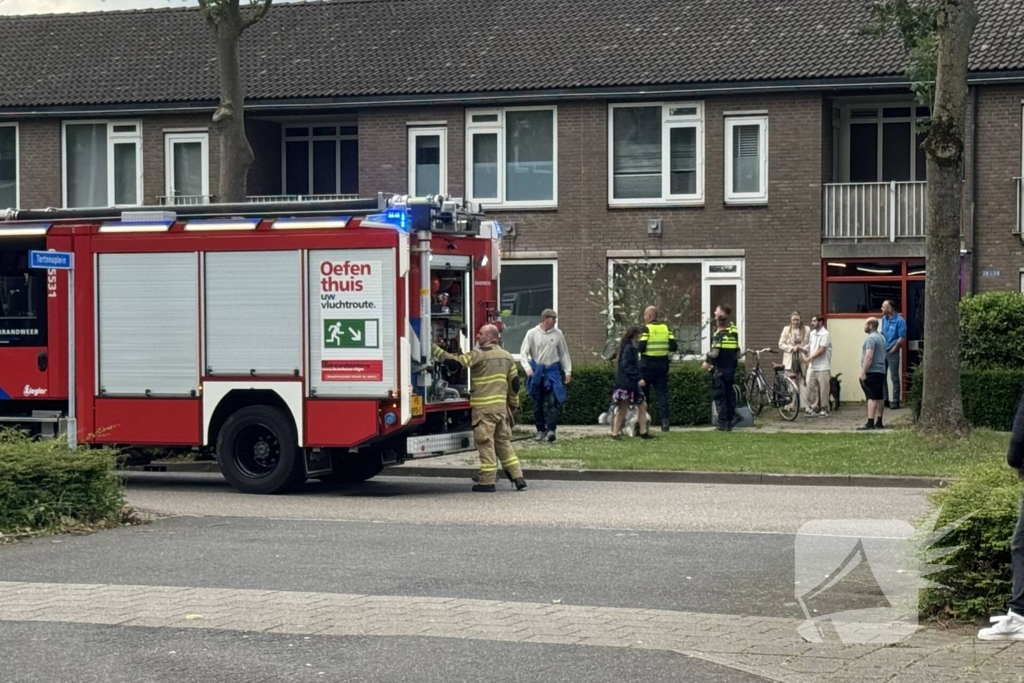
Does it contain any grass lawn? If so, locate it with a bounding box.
[516,429,1010,477]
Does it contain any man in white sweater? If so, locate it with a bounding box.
[520,309,572,442]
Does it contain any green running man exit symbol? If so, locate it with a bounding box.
[323,319,380,349]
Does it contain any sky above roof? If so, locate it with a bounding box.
[0,0,301,14]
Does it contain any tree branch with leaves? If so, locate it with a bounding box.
[197,0,273,203]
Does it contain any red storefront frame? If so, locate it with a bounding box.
[821,258,926,400]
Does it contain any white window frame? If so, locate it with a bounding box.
[724,115,769,205]
[607,102,705,207]
[839,103,929,182]
[408,126,447,197]
[465,106,558,209]
[281,123,359,196]
[61,120,143,209]
[606,257,743,358]
[499,259,558,360]
[0,122,18,209]
[164,131,210,203]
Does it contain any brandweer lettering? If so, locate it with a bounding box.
[320,261,371,292]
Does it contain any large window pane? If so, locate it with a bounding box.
[613,107,661,199]
[340,139,358,195]
[505,110,553,202]
[670,127,697,195]
[915,130,928,181]
[312,139,337,195]
[415,134,441,196]
[731,124,761,193]
[0,127,15,209]
[66,123,107,208]
[611,262,702,354]
[172,141,204,197]
[472,133,498,199]
[285,140,309,195]
[499,263,554,355]
[849,123,878,183]
[827,281,901,314]
[882,121,911,181]
[113,142,138,205]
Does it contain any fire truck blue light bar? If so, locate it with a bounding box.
[0,223,50,236]
[99,221,174,233]
[184,218,260,232]
[271,216,351,230]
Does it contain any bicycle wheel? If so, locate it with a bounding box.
[734,383,743,407]
[777,376,801,421]
[747,375,765,416]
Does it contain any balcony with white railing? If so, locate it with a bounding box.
[823,181,928,242]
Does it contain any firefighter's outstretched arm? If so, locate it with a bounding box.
[506,363,521,411]
[431,344,472,368]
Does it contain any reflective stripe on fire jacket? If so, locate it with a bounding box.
[431,344,520,415]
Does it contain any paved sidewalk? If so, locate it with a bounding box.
[1,581,1020,682]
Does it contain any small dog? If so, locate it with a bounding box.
[829,373,843,411]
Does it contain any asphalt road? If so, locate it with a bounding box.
[123,472,931,535]
[0,621,767,683]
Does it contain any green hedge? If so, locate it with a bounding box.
[0,431,125,534]
[909,365,1024,432]
[921,459,1024,621]
[960,291,1024,370]
[518,362,745,427]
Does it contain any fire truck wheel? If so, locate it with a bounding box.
[216,405,304,494]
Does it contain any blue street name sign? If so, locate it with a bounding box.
[29,250,73,270]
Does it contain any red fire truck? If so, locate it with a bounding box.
[0,194,502,493]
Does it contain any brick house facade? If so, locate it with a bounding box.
[1,1,1023,378]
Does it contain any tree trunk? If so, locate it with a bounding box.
[211,6,253,204]
[919,0,977,435]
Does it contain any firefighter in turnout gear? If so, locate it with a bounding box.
[638,306,678,431]
[432,324,527,492]
[702,306,741,431]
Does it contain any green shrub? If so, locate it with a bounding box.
[518,362,742,427]
[960,291,1024,370]
[921,457,1023,621]
[0,430,125,534]
[909,365,1024,431]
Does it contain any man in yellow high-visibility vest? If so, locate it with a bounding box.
[638,306,678,432]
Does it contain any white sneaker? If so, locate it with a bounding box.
[978,610,1024,641]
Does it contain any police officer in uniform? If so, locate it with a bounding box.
[638,306,678,432]
[433,324,527,492]
[702,306,740,431]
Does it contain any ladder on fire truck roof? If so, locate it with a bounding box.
[0,193,487,234]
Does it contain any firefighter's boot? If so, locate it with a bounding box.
[472,484,496,493]
[513,477,527,491]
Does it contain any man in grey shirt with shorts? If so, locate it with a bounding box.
[858,317,888,430]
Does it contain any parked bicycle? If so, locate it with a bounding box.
[740,348,801,421]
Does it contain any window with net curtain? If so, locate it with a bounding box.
[505,110,553,202]
[612,106,698,200]
[173,141,204,198]
[0,126,15,209]
[66,123,108,208]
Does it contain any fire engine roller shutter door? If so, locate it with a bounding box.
[204,250,302,376]
[308,248,396,397]
[97,252,199,396]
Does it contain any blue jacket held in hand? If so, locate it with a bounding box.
[527,360,567,406]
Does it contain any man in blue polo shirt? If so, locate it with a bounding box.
[881,300,907,410]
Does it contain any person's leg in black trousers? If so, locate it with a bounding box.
[544,389,560,442]
[979,488,1024,639]
[533,383,548,440]
[721,368,736,429]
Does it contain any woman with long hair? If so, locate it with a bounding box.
[611,326,652,439]
[779,310,810,412]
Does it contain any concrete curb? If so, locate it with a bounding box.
[126,460,951,488]
[382,465,951,489]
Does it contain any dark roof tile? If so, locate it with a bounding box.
[0,0,1021,109]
